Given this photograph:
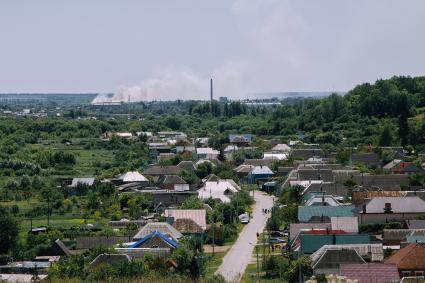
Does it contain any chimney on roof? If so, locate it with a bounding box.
[384,202,393,214]
[362,204,367,213]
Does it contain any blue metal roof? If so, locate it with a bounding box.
[130,230,179,249]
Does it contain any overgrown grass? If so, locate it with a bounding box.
[204,251,227,277]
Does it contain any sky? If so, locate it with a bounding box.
[1,0,425,101]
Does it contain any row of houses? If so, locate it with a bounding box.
[281,145,425,282]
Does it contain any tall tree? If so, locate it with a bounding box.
[0,206,19,254]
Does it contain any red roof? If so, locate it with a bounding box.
[340,263,399,283]
[385,243,425,270]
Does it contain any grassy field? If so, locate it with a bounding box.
[204,251,227,277]
[241,264,287,283]
[28,140,115,178]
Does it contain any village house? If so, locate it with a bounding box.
[196,147,219,159]
[339,263,400,283]
[271,143,291,153]
[247,165,274,184]
[298,205,355,223]
[164,209,207,235]
[385,243,425,278]
[132,222,183,241]
[228,134,252,146]
[142,165,184,182]
[197,179,241,203]
[359,196,425,224]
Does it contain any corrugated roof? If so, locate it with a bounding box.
[198,180,240,203]
[143,166,183,176]
[300,234,371,254]
[363,197,425,213]
[406,220,425,230]
[133,222,183,241]
[164,209,206,231]
[313,249,365,269]
[298,205,355,222]
[130,230,179,249]
[385,243,425,270]
[340,263,400,283]
[250,166,274,175]
[311,244,384,264]
[331,217,359,233]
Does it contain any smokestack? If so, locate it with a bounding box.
[210,78,213,102]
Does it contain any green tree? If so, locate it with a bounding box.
[379,124,393,146]
[0,206,19,254]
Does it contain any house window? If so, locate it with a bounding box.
[402,271,411,277]
[414,271,424,276]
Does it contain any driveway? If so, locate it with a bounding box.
[216,190,274,282]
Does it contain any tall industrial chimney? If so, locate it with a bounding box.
[210,78,213,102]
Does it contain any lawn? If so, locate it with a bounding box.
[204,252,227,277]
[241,264,287,283]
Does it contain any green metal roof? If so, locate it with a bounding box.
[298,205,355,222]
[300,234,371,254]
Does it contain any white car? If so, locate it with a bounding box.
[239,213,250,224]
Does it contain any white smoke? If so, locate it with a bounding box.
[92,63,247,103]
[92,0,425,104]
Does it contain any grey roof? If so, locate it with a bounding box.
[133,222,183,241]
[330,217,359,233]
[383,229,425,243]
[250,166,274,175]
[351,153,381,167]
[143,165,183,175]
[298,205,355,223]
[313,249,365,270]
[363,197,425,214]
[311,244,384,264]
[177,161,196,172]
[406,220,425,230]
[159,175,187,185]
[297,169,334,182]
[70,177,95,187]
[243,159,274,167]
[201,174,220,183]
[291,149,325,159]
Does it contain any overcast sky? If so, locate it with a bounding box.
[1,0,425,99]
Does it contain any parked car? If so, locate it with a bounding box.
[239,213,250,224]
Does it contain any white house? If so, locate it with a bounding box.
[197,179,241,203]
[196,147,220,159]
[117,171,149,183]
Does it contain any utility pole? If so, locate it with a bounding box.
[47,195,50,227]
[256,245,260,282]
[212,223,215,256]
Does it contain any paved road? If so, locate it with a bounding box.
[216,191,274,282]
